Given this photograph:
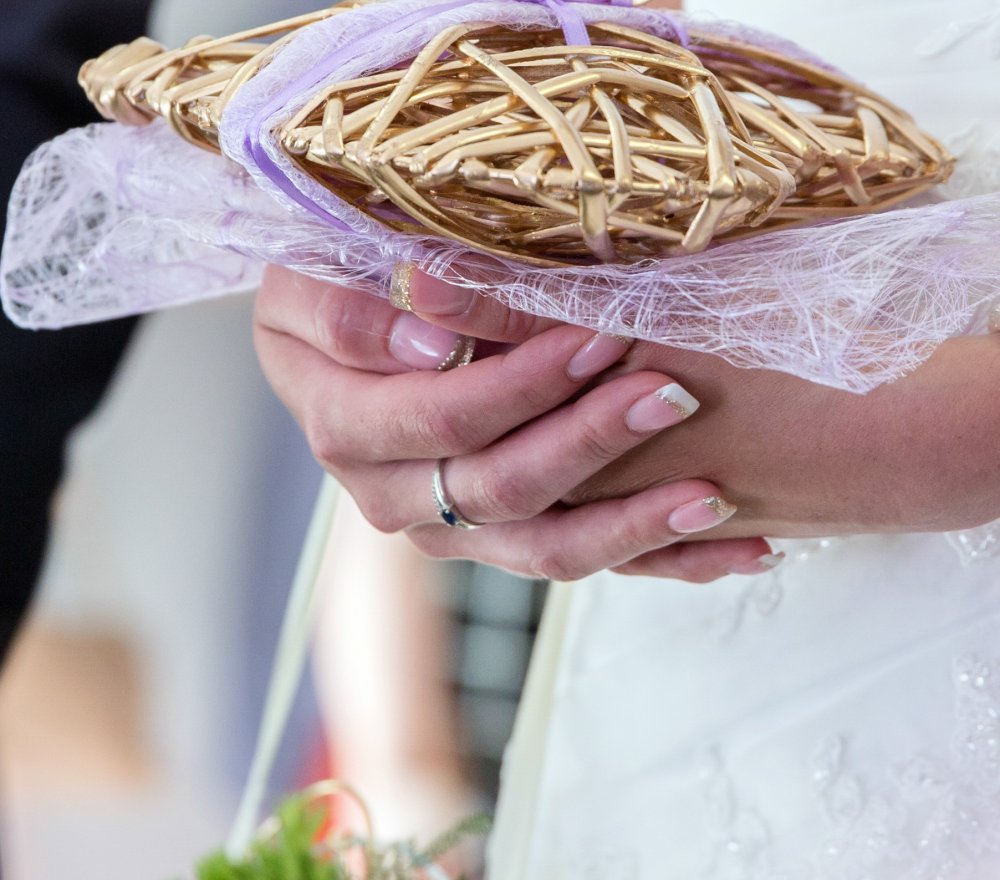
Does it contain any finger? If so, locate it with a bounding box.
[406,263,633,379]
[255,264,474,374]
[610,538,779,581]
[399,263,565,344]
[255,320,632,465]
[377,373,702,527]
[329,368,695,525]
[406,480,739,581]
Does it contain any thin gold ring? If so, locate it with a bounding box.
[437,335,476,371]
[391,261,477,369]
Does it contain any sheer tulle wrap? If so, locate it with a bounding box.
[2,1,998,392]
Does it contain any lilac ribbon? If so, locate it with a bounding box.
[243,0,687,234]
[244,0,469,231]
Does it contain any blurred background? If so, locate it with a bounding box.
[0,1,544,876]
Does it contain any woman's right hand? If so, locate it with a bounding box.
[254,265,775,582]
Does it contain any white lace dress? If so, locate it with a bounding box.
[487,2,1000,878]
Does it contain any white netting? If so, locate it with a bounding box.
[2,1,998,392]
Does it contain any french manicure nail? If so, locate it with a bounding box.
[668,496,737,533]
[625,383,700,432]
[566,333,632,381]
[389,311,464,370]
[727,553,786,576]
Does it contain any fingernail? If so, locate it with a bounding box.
[625,382,700,432]
[668,496,737,533]
[389,311,464,370]
[389,262,415,311]
[727,552,785,576]
[566,333,632,381]
[408,272,475,316]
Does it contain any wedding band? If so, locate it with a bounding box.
[437,335,476,371]
[432,459,483,529]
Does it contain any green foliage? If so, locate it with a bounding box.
[190,792,491,880]
[195,794,348,880]
[420,814,493,864]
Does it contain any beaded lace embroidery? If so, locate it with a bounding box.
[699,655,1000,879]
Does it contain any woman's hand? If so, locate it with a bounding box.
[253,265,774,581]
[396,267,1000,538]
[576,335,1000,537]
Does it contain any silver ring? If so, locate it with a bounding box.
[432,459,483,529]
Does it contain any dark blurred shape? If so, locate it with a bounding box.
[0,0,154,664]
[449,564,548,801]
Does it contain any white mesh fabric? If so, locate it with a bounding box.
[2,2,998,392]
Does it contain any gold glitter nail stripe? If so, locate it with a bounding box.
[389,262,415,310]
[703,496,737,520]
[607,333,634,346]
[989,302,1000,334]
[653,383,701,420]
[437,335,477,371]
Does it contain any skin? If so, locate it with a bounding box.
[253,265,1000,581]
[572,334,1000,537]
[254,265,773,582]
[397,269,1000,536]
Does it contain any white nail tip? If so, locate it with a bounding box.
[654,383,700,419]
[758,553,785,569]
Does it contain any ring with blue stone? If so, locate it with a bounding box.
[432,459,484,529]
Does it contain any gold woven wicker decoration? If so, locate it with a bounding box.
[80,7,953,266]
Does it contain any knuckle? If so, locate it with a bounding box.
[467,465,546,522]
[407,399,474,457]
[574,415,625,464]
[303,408,347,470]
[526,549,588,583]
[595,503,649,558]
[614,514,650,554]
[356,494,405,534]
[311,286,353,358]
[499,306,541,341]
[497,354,559,411]
[517,374,561,412]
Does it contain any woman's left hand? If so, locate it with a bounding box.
[254,265,775,581]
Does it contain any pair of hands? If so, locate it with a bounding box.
[254,264,1000,582]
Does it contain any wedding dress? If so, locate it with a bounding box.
[487,2,1000,878]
